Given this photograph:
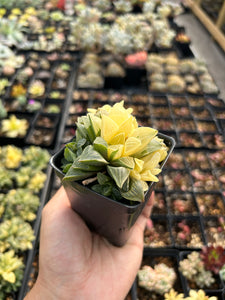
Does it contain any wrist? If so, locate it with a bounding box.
[24,278,58,300]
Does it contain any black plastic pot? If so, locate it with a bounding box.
[50,132,175,247]
[104,76,124,89]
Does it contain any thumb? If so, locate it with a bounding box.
[127,192,155,246]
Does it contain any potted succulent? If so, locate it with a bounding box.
[50,101,175,246]
[179,246,225,291]
[104,61,126,89]
[0,114,29,139]
[124,51,147,86]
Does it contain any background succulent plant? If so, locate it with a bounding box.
[0,217,34,253]
[179,251,215,288]
[0,18,26,47]
[0,250,24,300]
[138,263,177,295]
[3,189,40,222]
[0,115,29,138]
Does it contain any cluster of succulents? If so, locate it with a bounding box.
[0,145,49,297]
[0,18,27,47]
[0,250,24,300]
[146,53,217,94]
[105,14,153,54]
[164,289,217,300]
[0,0,43,9]
[0,47,25,77]
[178,247,225,289]
[77,54,104,89]
[138,263,176,295]
[0,145,50,191]
[144,218,171,247]
[0,114,29,138]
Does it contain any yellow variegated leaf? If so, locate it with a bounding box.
[140,170,159,182]
[2,272,16,283]
[142,152,161,170]
[123,137,142,156]
[151,168,161,175]
[87,108,97,114]
[100,104,112,113]
[158,148,168,162]
[141,180,149,191]
[134,158,144,173]
[129,127,158,152]
[89,114,102,137]
[111,157,135,169]
[108,111,130,126]
[132,116,138,130]
[127,108,133,114]
[117,116,135,139]
[130,170,141,180]
[101,114,119,143]
[108,144,124,160]
[110,132,125,145]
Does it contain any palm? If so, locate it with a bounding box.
[31,187,153,300]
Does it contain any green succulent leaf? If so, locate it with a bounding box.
[97,172,112,185]
[62,163,72,173]
[77,138,87,148]
[64,147,77,163]
[121,177,130,192]
[121,178,144,202]
[111,186,123,201]
[93,137,108,159]
[79,145,108,166]
[111,156,135,169]
[72,158,103,172]
[134,137,162,158]
[92,183,112,197]
[79,116,96,142]
[107,166,130,189]
[88,114,101,137]
[76,123,89,141]
[63,166,96,181]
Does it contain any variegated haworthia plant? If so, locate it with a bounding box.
[61,101,168,203]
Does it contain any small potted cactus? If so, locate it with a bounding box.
[50,101,175,246]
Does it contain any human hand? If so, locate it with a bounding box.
[25,186,154,300]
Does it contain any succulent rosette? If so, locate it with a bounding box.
[61,101,168,203]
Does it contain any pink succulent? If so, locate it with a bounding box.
[125,51,147,67]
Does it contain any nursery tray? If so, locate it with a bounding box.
[131,249,186,300]
[17,166,54,300]
[50,132,175,247]
[179,251,224,295]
